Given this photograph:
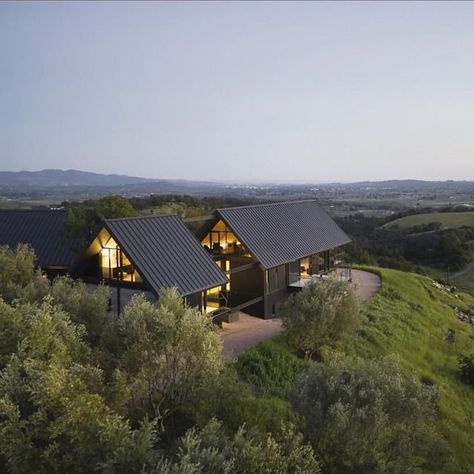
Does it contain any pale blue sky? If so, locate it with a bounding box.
[1,1,473,182]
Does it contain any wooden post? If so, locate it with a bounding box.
[117,247,123,315]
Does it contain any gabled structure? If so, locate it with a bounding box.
[0,202,350,320]
[0,210,79,275]
[198,200,351,318]
[85,214,228,305]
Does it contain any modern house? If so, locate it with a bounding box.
[82,214,228,307]
[0,200,351,319]
[0,210,227,311]
[197,200,351,318]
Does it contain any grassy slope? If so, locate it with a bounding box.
[345,268,474,471]
[452,272,474,297]
[419,264,474,297]
[241,268,474,471]
[385,211,474,230]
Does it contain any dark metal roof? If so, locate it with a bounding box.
[104,214,228,296]
[0,210,78,268]
[216,200,351,269]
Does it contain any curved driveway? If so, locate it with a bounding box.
[221,269,381,358]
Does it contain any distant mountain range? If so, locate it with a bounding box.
[0,170,472,202]
[0,169,156,187]
[1,170,473,189]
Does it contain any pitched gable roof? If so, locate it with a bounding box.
[104,214,227,296]
[216,200,351,269]
[0,210,78,268]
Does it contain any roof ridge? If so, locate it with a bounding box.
[104,213,179,223]
[217,199,319,212]
[0,209,66,213]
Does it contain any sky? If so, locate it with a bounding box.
[1,1,474,183]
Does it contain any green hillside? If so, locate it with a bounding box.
[246,268,474,471]
[345,268,474,471]
[385,211,474,230]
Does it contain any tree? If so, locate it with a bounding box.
[289,355,452,473]
[279,279,360,358]
[66,195,137,248]
[50,276,111,345]
[112,290,224,430]
[150,419,320,474]
[0,298,156,473]
[0,244,49,304]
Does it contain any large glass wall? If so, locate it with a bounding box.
[100,236,143,283]
[288,250,334,283]
[202,220,250,257]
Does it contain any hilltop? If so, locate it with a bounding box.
[385,211,474,231]
[0,169,155,187]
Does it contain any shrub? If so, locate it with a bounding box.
[113,290,224,429]
[279,279,360,358]
[289,355,452,473]
[235,340,310,395]
[151,418,320,474]
[459,354,474,386]
[0,244,49,303]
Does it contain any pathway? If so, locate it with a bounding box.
[221,269,381,357]
[337,268,381,301]
[451,258,474,279]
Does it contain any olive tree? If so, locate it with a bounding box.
[0,299,156,474]
[0,244,49,304]
[289,355,452,473]
[279,279,360,357]
[50,276,111,345]
[113,290,224,429]
[151,419,320,474]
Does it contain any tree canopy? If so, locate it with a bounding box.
[290,355,452,473]
[279,279,360,357]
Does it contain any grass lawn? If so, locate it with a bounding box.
[385,211,474,230]
[238,268,474,471]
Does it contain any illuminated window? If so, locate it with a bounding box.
[202,220,249,256]
[100,237,143,283]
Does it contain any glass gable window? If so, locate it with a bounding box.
[202,220,250,257]
[100,237,143,283]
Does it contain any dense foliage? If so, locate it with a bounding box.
[0,247,225,472]
[0,246,316,473]
[151,419,320,474]
[290,355,452,473]
[338,212,474,272]
[279,279,360,358]
[66,195,137,247]
[0,246,469,472]
[235,340,310,396]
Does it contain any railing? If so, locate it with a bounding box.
[336,266,352,282]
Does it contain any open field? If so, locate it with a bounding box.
[385,211,474,230]
[241,268,474,471]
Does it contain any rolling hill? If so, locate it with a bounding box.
[0,169,155,187]
[385,211,474,230]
